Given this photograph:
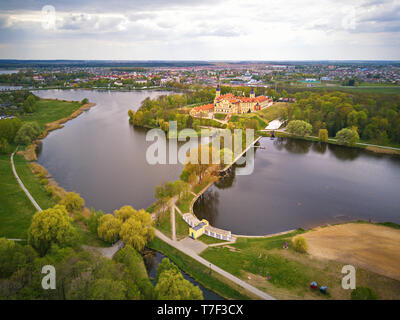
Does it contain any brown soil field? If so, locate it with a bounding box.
[299,223,400,281]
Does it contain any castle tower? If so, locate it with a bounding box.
[215,84,221,99]
[250,87,255,99]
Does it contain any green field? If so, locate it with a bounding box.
[0,155,36,239]
[20,99,82,129]
[175,209,189,240]
[156,209,172,239]
[200,230,400,299]
[176,193,195,213]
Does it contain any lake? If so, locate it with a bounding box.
[194,137,400,235]
[34,89,400,235]
[34,89,184,213]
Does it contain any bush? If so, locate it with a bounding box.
[40,178,48,185]
[336,128,359,147]
[318,129,329,142]
[60,192,85,212]
[286,120,313,137]
[14,121,40,145]
[351,287,378,300]
[81,98,89,105]
[293,236,308,253]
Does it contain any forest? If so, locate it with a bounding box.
[281,91,400,146]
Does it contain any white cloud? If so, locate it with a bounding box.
[0,0,399,59]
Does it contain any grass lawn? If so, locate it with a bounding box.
[156,210,172,239]
[175,209,189,240]
[200,230,400,299]
[13,154,56,210]
[20,99,82,129]
[253,102,288,122]
[213,113,227,120]
[147,237,255,300]
[198,234,229,245]
[176,193,195,214]
[0,154,36,239]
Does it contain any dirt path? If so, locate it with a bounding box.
[300,223,400,281]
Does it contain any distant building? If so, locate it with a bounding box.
[213,85,272,114]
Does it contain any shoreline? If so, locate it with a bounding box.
[19,100,96,161]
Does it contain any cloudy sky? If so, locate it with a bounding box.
[0,0,399,60]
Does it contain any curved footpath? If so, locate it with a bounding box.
[11,150,275,299]
[11,149,42,212]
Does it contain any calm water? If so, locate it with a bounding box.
[34,89,184,212]
[194,138,400,235]
[34,89,400,235]
[143,249,223,300]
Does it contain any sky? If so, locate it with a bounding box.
[0,0,399,60]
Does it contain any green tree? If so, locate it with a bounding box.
[155,268,203,300]
[88,278,127,300]
[336,128,359,147]
[286,120,313,137]
[86,209,104,234]
[81,98,89,105]
[22,94,37,113]
[318,129,329,142]
[28,205,78,256]
[97,214,122,243]
[0,137,10,154]
[14,121,40,145]
[119,209,155,252]
[60,192,85,212]
[114,205,137,222]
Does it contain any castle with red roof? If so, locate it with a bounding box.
[190,85,272,117]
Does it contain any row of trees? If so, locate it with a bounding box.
[281,91,400,146]
[0,119,41,154]
[286,119,360,147]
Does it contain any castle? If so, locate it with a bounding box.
[190,85,272,117]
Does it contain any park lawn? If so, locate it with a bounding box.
[213,113,227,120]
[175,209,189,240]
[20,99,82,129]
[198,234,229,245]
[156,210,172,239]
[200,230,400,300]
[0,154,36,239]
[147,236,255,300]
[253,102,289,122]
[13,154,56,210]
[176,193,195,214]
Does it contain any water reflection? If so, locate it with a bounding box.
[143,249,223,300]
[194,137,400,235]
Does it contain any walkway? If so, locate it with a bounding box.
[11,149,42,212]
[155,230,275,300]
[83,240,124,259]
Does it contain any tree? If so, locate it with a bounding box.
[28,205,78,256]
[97,214,122,243]
[0,138,10,154]
[318,129,329,142]
[156,258,180,283]
[60,192,85,212]
[22,94,37,113]
[155,268,203,300]
[293,236,307,253]
[336,128,359,147]
[286,120,313,137]
[119,209,155,252]
[81,98,89,105]
[14,121,40,145]
[184,145,219,183]
[88,278,127,300]
[114,205,137,222]
[86,209,103,234]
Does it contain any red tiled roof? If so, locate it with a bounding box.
[193,104,214,112]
